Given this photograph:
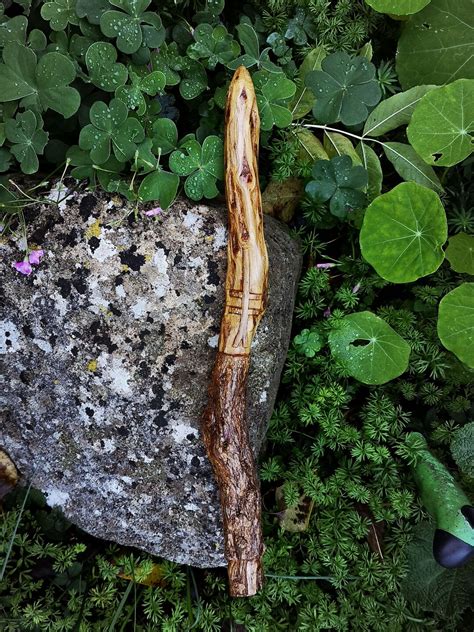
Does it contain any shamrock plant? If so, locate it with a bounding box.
[99,0,165,54]
[169,136,224,201]
[5,111,48,174]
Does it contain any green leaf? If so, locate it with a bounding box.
[450,423,474,477]
[41,0,79,31]
[290,46,327,119]
[0,16,27,47]
[293,128,329,163]
[437,282,474,368]
[79,98,144,164]
[445,233,474,275]
[402,522,474,617]
[356,142,383,201]
[115,68,165,115]
[363,85,436,137]
[179,59,207,100]
[138,169,179,208]
[407,79,474,167]
[151,118,178,156]
[328,311,411,385]
[76,0,109,25]
[383,142,444,193]
[100,0,165,54]
[294,329,323,358]
[324,131,362,166]
[397,0,474,88]
[365,0,431,14]
[227,22,280,73]
[253,70,296,131]
[169,135,223,201]
[0,147,13,173]
[150,42,182,86]
[4,110,48,174]
[0,43,80,118]
[306,155,367,219]
[305,51,381,126]
[187,23,239,70]
[284,8,317,46]
[85,42,128,92]
[360,182,447,283]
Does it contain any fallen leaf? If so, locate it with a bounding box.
[275,485,314,532]
[0,449,19,500]
[262,177,304,223]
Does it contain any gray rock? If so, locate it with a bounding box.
[0,183,301,567]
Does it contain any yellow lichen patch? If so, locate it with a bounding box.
[85,219,101,240]
[120,264,130,273]
[144,254,152,263]
[87,359,98,372]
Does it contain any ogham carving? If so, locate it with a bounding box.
[201,66,269,597]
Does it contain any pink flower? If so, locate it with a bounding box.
[316,263,336,269]
[145,207,163,217]
[323,308,331,318]
[352,283,361,294]
[28,249,44,265]
[13,260,33,276]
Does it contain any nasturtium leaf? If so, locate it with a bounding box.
[407,79,474,167]
[100,0,165,54]
[115,68,165,115]
[253,70,296,131]
[150,42,182,87]
[151,118,178,155]
[41,0,79,31]
[294,328,323,357]
[324,131,362,166]
[187,23,239,69]
[85,42,128,92]
[169,135,223,201]
[284,8,317,46]
[306,155,367,219]
[290,46,326,119]
[445,233,474,275]
[76,0,109,25]
[397,0,474,88]
[0,15,27,47]
[227,22,280,73]
[365,0,431,15]
[356,142,383,201]
[305,52,381,126]
[329,311,411,384]
[437,283,474,368]
[138,168,179,208]
[79,98,144,164]
[363,85,436,137]
[5,110,48,174]
[383,142,443,193]
[0,42,80,118]
[179,59,207,100]
[360,182,448,283]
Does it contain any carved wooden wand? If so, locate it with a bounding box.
[201,66,269,597]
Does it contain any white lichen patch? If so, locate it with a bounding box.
[183,211,203,234]
[259,391,268,403]
[170,420,196,444]
[0,320,21,354]
[102,479,124,495]
[188,256,204,269]
[45,488,70,508]
[115,284,126,298]
[213,226,227,251]
[107,357,133,395]
[207,334,219,348]
[152,248,168,274]
[130,297,149,319]
[91,237,118,262]
[33,338,53,354]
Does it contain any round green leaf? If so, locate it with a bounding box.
[85,42,128,92]
[138,169,179,209]
[360,182,447,283]
[365,0,431,14]
[397,0,474,89]
[407,79,474,167]
[445,233,474,274]
[437,282,474,368]
[151,118,178,155]
[328,311,411,385]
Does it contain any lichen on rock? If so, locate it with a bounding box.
[0,184,302,567]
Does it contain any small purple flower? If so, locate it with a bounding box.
[28,249,44,265]
[13,260,33,276]
[145,206,163,217]
[316,263,336,269]
[323,307,331,318]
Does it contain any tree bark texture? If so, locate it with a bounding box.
[201,66,269,597]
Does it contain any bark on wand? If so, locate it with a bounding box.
[201,66,269,597]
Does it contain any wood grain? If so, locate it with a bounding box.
[201,66,268,597]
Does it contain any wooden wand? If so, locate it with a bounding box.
[201,66,269,597]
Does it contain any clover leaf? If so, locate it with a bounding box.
[0,42,80,118]
[138,168,179,209]
[179,59,208,100]
[285,8,317,46]
[294,329,323,358]
[305,51,382,126]
[5,110,48,174]
[100,0,165,54]
[253,70,296,131]
[76,0,109,25]
[169,135,224,201]
[40,0,79,31]
[228,21,280,73]
[79,98,144,164]
[150,42,183,87]
[152,118,178,155]
[306,155,367,219]
[187,23,240,70]
[115,67,165,115]
[329,311,411,385]
[67,145,125,186]
[0,15,27,47]
[85,42,128,92]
